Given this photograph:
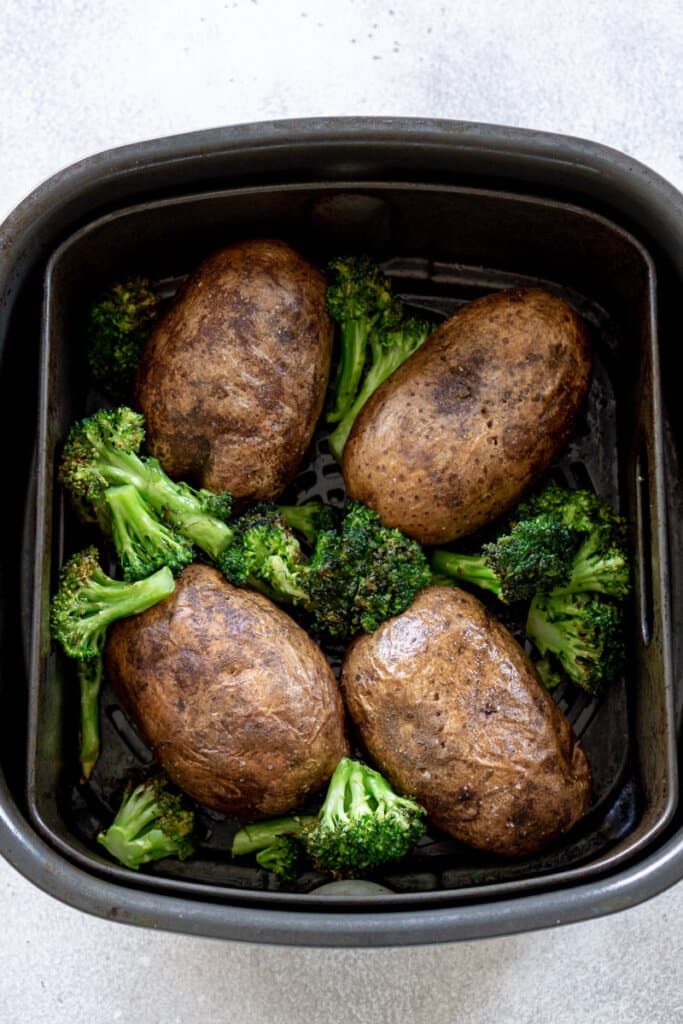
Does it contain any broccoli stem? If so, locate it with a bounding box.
[430,550,504,601]
[326,320,373,424]
[319,757,353,822]
[80,566,176,643]
[76,655,103,781]
[231,815,317,856]
[328,333,420,461]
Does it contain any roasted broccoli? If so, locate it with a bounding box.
[526,590,625,696]
[231,815,317,881]
[87,278,159,402]
[50,547,175,777]
[218,500,431,640]
[105,484,195,581]
[59,406,234,562]
[515,484,630,599]
[218,503,309,602]
[306,500,431,636]
[97,775,194,870]
[431,513,580,603]
[50,546,175,661]
[325,255,398,424]
[231,759,426,880]
[325,256,433,461]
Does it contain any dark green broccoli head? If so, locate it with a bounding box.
[218,503,308,601]
[306,501,431,638]
[50,546,175,659]
[515,484,631,600]
[481,513,581,602]
[97,774,194,870]
[305,758,427,878]
[526,590,625,696]
[87,278,159,402]
[325,255,397,325]
[516,483,628,542]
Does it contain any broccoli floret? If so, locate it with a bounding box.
[515,484,631,600]
[255,837,305,881]
[560,525,631,599]
[97,775,194,870]
[526,591,625,696]
[50,548,175,779]
[324,256,433,460]
[233,760,426,880]
[219,500,430,640]
[277,501,338,545]
[50,546,175,660]
[87,278,159,402]
[231,814,317,881]
[431,514,580,603]
[59,406,234,561]
[307,758,427,877]
[516,483,626,536]
[104,484,195,581]
[306,501,431,636]
[325,256,399,424]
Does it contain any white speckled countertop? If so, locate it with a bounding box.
[2,2,682,1020]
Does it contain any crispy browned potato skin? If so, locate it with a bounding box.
[343,287,592,544]
[341,586,591,856]
[105,564,349,818]
[134,238,333,501]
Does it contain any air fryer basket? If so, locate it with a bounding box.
[2,119,682,945]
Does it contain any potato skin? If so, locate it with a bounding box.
[341,586,591,856]
[343,287,591,544]
[104,564,349,818]
[134,239,333,501]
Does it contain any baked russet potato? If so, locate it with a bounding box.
[104,564,349,819]
[343,286,591,544]
[134,238,333,501]
[341,586,592,856]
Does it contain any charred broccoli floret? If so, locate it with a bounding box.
[50,547,175,777]
[97,775,194,870]
[431,513,581,603]
[59,406,234,561]
[231,759,426,880]
[325,256,433,460]
[306,500,431,636]
[231,815,317,882]
[218,500,430,640]
[86,278,159,402]
[526,590,625,696]
[515,484,630,600]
